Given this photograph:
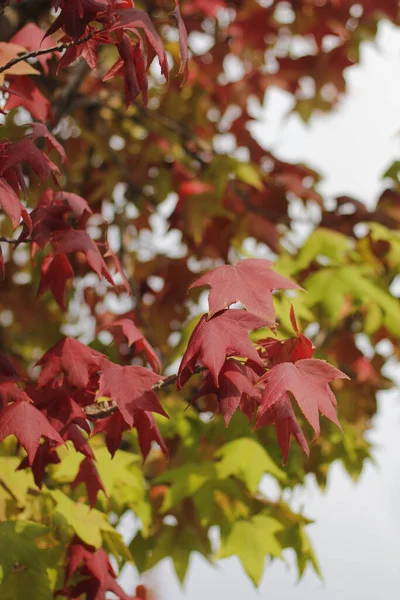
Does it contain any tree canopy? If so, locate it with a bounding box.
[0,1,399,598]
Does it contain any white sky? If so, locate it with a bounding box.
[118,20,400,600]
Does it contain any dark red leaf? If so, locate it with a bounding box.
[62,540,135,600]
[71,456,108,508]
[91,411,129,458]
[53,191,92,220]
[96,360,167,427]
[31,123,67,164]
[104,245,131,294]
[256,359,349,439]
[64,424,94,458]
[0,381,30,409]
[4,77,51,122]
[37,337,104,389]
[0,176,27,230]
[0,399,64,464]
[112,8,169,81]
[177,310,265,388]
[17,439,61,488]
[255,393,309,464]
[195,359,261,426]
[133,411,168,460]
[0,138,60,181]
[190,258,300,327]
[102,318,161,373]
[0,352,20,378]
[171,1,189,84]
[45,0,113,40]
[37,253,74,311]
[52,229,114,284]
[10,23,59,74]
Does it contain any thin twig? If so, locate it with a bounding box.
[0,31,96,76]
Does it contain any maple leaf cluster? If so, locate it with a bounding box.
[0,257,346,502]
[179,259,348,463]
[0,333,167,491]
[0,0,396,595]
[58,537,144,600]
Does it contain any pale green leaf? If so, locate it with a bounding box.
[50,489,113,548]
[217,515,283,585]
[215,438,286,492]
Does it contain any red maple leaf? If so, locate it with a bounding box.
[101,318,161,372]
[30,204,69,250]
[29,188,91,252]
[10,23,59,74]
[4,77,52,123]
[65,423,94,458]
[96,361,167,427]
[31,123,67,164]
[255,393,309,464]
[0,138,60,181]
[51,229,114,284]
[177,310,265,388]
[0,176,28,230]
[37,337,103,389]
[57,27,104,71]
[71,456,108,508]
[0,399,64,464]
[61,539,136,600]
[30,384,90,434]
[171,1,189,85]
[37,253,74,311]
[104,245,131,294]
[257,307,315,364]
[195,359,262,426]
[104,33,148,106]
[17,439,61,488]
[52,191,92,220]
[133,411,168,460]
[91,411,129,458]
[256,359,349,439]
[46,0,114,40]
[112,7,169,81]
[190,258,300,326]
[0,353,20,378]
[0,381,30,409]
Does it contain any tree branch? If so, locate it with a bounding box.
[84,368,205,420]
[0,236,32,245]
[52,59,90,124]
[0,31,95,76]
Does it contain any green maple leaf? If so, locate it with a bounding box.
[215,437,286,492]
[50,489,113,548]
[144,524,212,583]
[156,462,218,512]
[217,514,283,585]
[0,521,62,599]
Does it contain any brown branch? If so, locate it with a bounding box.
[0,31,96,76]
[0,236,32,245]
[84,368,205,420]
[51,59,90,124]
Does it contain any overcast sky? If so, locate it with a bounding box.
[118,20,400,600]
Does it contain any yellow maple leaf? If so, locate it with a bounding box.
[0,42,39,85]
